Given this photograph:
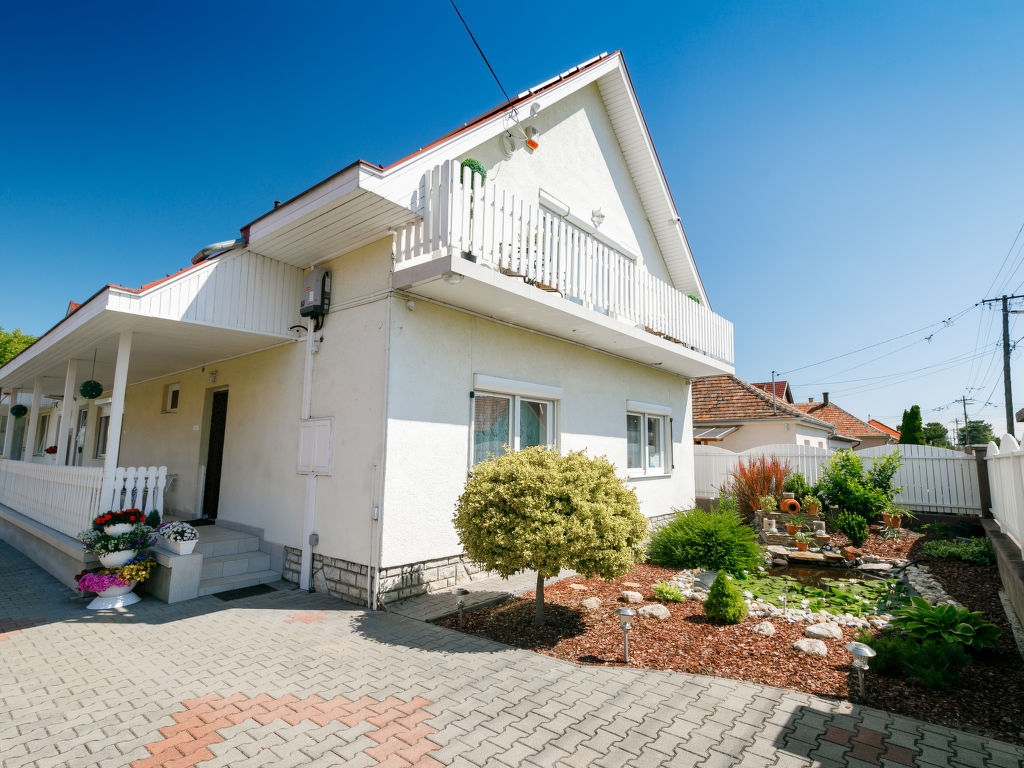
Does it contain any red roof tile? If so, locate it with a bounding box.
[692,375,833,430]
[750,381,793,403]
[869,419,901,439]
[794,401,890,441]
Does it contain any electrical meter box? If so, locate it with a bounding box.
[300,267,331,317]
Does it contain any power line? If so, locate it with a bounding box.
[448,0,512,105]
[983,219,1024,297]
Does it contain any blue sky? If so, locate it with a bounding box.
[3,1,1024,438]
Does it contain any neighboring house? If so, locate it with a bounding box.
[794,393,895,450]
[751,380,794,404]
[692,375,856,451]
[0,52,734,606]
[869,419,901,441]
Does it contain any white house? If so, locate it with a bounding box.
[0,52,734,606]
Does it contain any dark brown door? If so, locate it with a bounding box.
[202,390,229,519]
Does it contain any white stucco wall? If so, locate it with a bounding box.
[379,298,694,568]
[711,419,831,453]
[461,83,673,284]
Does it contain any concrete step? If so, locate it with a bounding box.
[194,527,260,557]
[197,570,281,597]
[200,551,272,580]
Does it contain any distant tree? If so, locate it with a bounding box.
[454,446,647,626]
[923,422,951,447]
[958,420,998,447]
[0,327,35,366]
[898,406,925,445]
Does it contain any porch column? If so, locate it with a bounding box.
[2,388,18,458]
[100,332,132,511]
[56,359,78,465]
[24,376,43,461]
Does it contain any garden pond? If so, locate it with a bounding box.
[735,566,910,616]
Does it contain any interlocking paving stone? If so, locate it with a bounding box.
[2,539,1024,768]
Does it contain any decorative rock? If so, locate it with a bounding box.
[580,597,602,611]
[752,621,776,635]
[793,638,829,657]
[804,622,843,640]
[858,562,893,571]
[568,583,588,591]
[621,591,643,604]
[772,558,788,566]
[841,546,861,560]
[638,604,671,620]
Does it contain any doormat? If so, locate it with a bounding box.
[212,584,275,602]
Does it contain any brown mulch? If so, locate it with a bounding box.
[436,561,1024,745]
[828,528,923,560]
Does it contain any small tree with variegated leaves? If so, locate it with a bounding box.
[454,446,647,625]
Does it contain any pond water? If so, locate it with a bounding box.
[768,565,883,589]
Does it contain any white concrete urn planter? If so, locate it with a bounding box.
[98,549,138,568]
[87,582,140,610]
[162,538,197,555]
[103,523,134,536]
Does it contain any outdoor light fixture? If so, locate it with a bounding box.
[443,271,464,285]
[591,208,605,228]
[845,641,876,697]
[614,607,636,664]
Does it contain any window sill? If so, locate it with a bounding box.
[627,472,672,480]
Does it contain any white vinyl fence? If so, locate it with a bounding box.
[984,434,1024,548]
[694,443,982,516]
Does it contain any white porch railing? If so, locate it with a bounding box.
[985,435,1024,550]
[0,459,103,538]
[395,161,734,365]
[0,460,167,539]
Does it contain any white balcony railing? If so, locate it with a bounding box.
[395,160,734,365]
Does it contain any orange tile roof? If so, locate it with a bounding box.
[794,401,890,441]
[750,380,793,403]
[869,419,901,439]
[692,375,833,430]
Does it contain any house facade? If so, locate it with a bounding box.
[0,53,734,606]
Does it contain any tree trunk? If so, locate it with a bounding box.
[534,571,545,626]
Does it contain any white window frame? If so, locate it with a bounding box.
[95,404,111,459]
[163,383,180,413]
[625,400,672,478]
[470,388,558,468]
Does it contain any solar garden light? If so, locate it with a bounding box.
[614,607,636,664]
[845,641,876,697]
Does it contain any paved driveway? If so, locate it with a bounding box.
[1,540,1022,768]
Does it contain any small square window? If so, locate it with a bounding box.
[626,410,669,476]
[471,392,556,466]
[164,383,180,413]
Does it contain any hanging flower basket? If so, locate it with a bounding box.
[79,380,103,399]
[9,404,27,419]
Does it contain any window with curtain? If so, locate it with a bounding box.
[626,410,669,476]
[472,392,555,466]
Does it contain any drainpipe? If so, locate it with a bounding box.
[299,316,318,591]
[191,238,247,265]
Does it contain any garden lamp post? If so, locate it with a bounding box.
[614,607,636,664]
[845,641,876,697]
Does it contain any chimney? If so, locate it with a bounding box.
[808,397,815,403]
[823,392,830,406]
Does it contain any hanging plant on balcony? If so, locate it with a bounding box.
[9,404,27,420]
[79,380,103,399]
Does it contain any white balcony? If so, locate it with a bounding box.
[392,161,733,376]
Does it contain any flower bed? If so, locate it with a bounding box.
[437,561,1024,744]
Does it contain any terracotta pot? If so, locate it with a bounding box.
[785,524,800,536]
[796,541,809,552]
[779,498,801,514]
[807,504,820,515]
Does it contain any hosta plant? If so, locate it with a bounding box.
[892,597,1002,651]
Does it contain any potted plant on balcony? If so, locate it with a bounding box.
[157,521,199,555]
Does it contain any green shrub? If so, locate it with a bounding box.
[784,471,814,501]
[455,446,647,625]
[703,572,748,624]
[647,507,760,574]
[836,510,869,547]
[891,597,1002,651]
[653,580,685,602]
[922,537,994,565]
[817,450,902,520]
[858,630,970,689]
[759,494,777,512]
[145,510,161,528]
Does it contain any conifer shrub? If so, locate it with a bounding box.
[703,572,748,624]
[836,510,869,547]
[647,504,760,574]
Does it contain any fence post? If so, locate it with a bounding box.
[972,444,993,518]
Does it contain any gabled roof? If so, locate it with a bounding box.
[692,375,834,431]
[751,380,793,403]
[794,400,891,441]
[869,419,901,440]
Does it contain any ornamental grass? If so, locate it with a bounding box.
[727,455,790,518]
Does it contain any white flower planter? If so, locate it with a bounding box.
[87,581,140,610]
[98,549,137,568]
[104,523,134,536]
[162,538,197,555]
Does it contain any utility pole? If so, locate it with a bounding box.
[980,293,1024,438]
[955,418,960,449]
[961,396,971,447]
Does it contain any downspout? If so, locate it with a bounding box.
[191,238,247,265]
[299,316,318,591]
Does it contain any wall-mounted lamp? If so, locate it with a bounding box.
[208,371,218,384]
[591,208,605,228]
